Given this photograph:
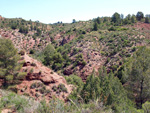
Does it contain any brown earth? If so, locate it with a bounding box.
[133,22,150,30]
[134,22,150,39]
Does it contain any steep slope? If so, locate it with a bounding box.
[17,53,72,101]
[0,28,49,52]
[59,24,147,80]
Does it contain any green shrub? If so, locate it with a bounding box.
[52,85,57,92]
[30,49,35,54]
[142,101,150,113]
[5,75,13,81]
[19,26,28,34]
[11,23,17,29]
[39,70,42,75]
[108,26,116,31]
[30,83,37,89]
[132,47,136,52]
[39,88,45,94]
[82,31,86,34]
[0,91,41,113]
[58,84,68,93]
[29,68,34,73]
[17,72,27,80]
[72,48,79,55]
[19,50,25,55]
[31,62,36,66]
[23,93,30,96]
[65,74,83,92]
[82,61,87,66]
[7,85,18,93]
[45,89,51,94]
[35,93,40,98]
[30,82,44,89]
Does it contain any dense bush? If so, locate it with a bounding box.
[19,26,28,34]
[80,68,135,112]
[16,72,27,80]
[11,23,17,29]
[19,50,25,55]
[73,54,87,67]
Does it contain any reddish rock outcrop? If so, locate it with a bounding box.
[17,53,72,101]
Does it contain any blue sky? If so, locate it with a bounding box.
[0,0,149,23]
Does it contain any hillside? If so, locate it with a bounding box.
[1,12,150,112]
[0,51,72,101]
[0,15,149,80]
[17,53,72,101]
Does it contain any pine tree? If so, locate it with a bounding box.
[96,17,102,24]
[111,12,121,26]
[98,68,134,112]
[131,15,137,23]
[81,70,101,103]
[43,44,64,71]
[136,11,144,21]
[43,44,56,65]
[123,46,150,108]
[72,19,76,23]
[93,22,98,31]
[145,17,150,23]
[0,38,25,87]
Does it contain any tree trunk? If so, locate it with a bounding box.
[139,79,144,108]
[3,78,7,88]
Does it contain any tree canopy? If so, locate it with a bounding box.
[81,68,134,112]
[123,46,150,108]
[43,44,64,71]
[136,11,144,21]
[93,22,98,31]
[111,12,121,26]
[0,38,25,86]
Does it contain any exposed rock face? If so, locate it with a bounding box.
[17,53,72,101]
